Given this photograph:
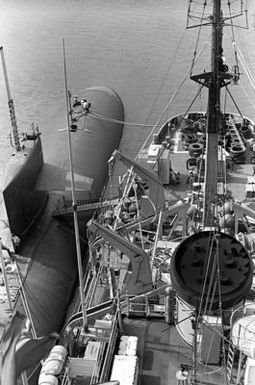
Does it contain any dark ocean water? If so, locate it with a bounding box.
[0,0,254,174]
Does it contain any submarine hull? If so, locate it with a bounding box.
[2,86,124,337]
[2,136,46,239]
[36,86,124,201]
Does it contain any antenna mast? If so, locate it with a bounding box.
[203,0,222,226]
[62,39,87,330]
[189,0,233,226]
[0,47,21,152]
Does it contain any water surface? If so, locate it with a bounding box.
[0,0,254,174]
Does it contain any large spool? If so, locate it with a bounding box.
[170,231,253,313]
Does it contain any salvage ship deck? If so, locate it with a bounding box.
[47,109,255,385]
[3,2,255,385]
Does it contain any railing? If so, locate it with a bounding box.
[60,315,119,385]
[60,366,70,385]
[226,343,235,383]
[98,315,119,383]
[90,341,106,384]
[230,303,255,328]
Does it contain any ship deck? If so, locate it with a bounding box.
[123,317,192,385]
[110,118,255,204]
[103,121,255,385]
[123,317,227,385]
[168,148,253,202]
[2,109,255,384]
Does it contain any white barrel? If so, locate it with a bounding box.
[40,345,67,376]
[38,373,58,385]
[48,345,67,360]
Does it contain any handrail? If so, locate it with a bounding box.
[90,341,106,384]
[99,315,119,383]
[60,366,70,385]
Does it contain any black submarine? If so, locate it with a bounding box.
[1,45,124,337]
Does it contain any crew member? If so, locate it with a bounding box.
[81,98,90,113]
[176,367,189,385]
[186,170,194,185]
[0,239,15,261]
[72,95,81,108]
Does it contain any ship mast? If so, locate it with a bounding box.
[62,39,87,331]
[0,47,22,152]
[190,0,232,226]
[203,0,222,226]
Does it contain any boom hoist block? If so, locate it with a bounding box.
[87,220,153,295]
[111,150,165,214]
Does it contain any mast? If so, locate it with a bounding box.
[190,0,232,227]
[203,0,222,226]
[0,47,21,151]
[62,39,87,330]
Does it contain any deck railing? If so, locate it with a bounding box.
[98,314,119,383]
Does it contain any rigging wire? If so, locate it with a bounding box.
[79,26,188,135]
[88,110,155,127]
[136,42,208,159]
[203,245,218,315]
[15,262,37,338]
[196,147,206,224]
[145,26,187,125]
[197,233,229,382]
[235,43,255,91]
[189,1,208,76]
[146,83,206,175]
[227,0,241,81]
[215,235,229,383]
[197,232,214,317]
[183,85,206,121]
[225,85,244,118]
[193,232,218,377]
[239,81,255,112]
[217,89,228,211]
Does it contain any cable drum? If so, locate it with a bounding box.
[184,133,197,145]
[240,124,252,139]
[181,125,196,135]
[182,118,194,127]
[193,118,206,132]
[170,231,253,313]
[188,142,203,158]
[186,157,197,170]
[230,144,245,158]
[231,137,240,144]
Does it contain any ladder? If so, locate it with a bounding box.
[236,353,247,385]
[226,343,235,384]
